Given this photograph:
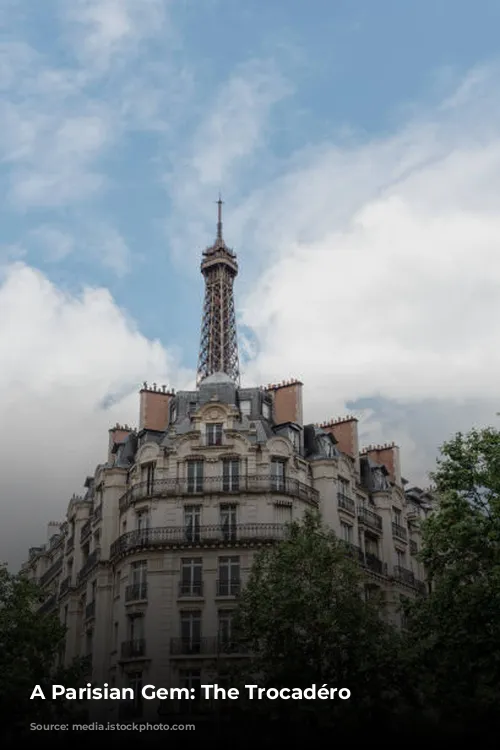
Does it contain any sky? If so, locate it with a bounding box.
[1,0,500,567]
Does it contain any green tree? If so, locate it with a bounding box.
[229,512,406,732]
[404,427,500,730]
[0,567,86,737]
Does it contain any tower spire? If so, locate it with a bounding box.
[216,193,223,241]
[196,197,240,386]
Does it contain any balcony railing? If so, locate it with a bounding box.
[59,576,71,597]
[121,639,146,659]
[39,593,57,614]
[119,475,319,513]
[40,557,63,587]
[125,582,148,602]
[340,541,365,564]
[80,520,91,544]
[77,548,100,584]
[216,578,241,597]
[85,600,96,620]
[110,524,288,559]
[393,565,415,586]
[392,523,408,542]
[337,493,355,514]
[365,552,387,576]
[357,506,383,532]
[178,581,203,597]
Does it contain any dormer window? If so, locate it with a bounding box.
[206,423,223,446]
[262,402,271,420]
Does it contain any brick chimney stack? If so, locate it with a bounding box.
[319,416,359,459]
[360,443,401,486]
[264,379,303,426]
[139,382,174,432]
[108,423,134,463]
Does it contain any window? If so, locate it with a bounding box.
[218,610,234,649]
[240,400,251,416]
[222,458,240,492]
[187,460,203,493]
[127,613,144,643]
[113,622,118,650]
[289,429,300,452]
[180,611,202,653]
[126,671,143,717]
[262,402,271,420]
[271,459,285,491]
[275,505,292,524]
[141,463,155,494]
[396,549,406,568]
[136,510,150,533]
[180,558,202,596]
[206,423,223,446]
[340,522,353,543]
[338,477,349,497]
[179,669,201,706]
[220,504,237,541]
[365,535,379,557]
[130,561,147,598]
[184,506,201,542]
[393,507,402,524]
[91,579,97,602]
[171,404,177,424]
[85,629,93,657]
[217,556,240,596]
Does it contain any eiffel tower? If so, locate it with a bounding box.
[196,197,240,386]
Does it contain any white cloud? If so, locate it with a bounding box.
[165,60,291,262]
[0,262,192,568]
[227,65,500,457]
[64,0,169,71]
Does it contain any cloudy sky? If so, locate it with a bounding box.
[1,0,500,567]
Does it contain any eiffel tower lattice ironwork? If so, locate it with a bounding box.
[196,197,240,386]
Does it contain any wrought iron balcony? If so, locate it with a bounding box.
[77,548,100,584]
[118,474,319,512]
[85,600,96,620]
[216,578,241,597]
[39,593,57,614]
[337,493,355,514]
[40,557,63,587]
[59,576,71,597]
[365,553,387,576]
[178,581,203,597]
[340,541,365,564]
[110,523,288,559]
[357,506,383,532]
[125,582,148,602]
[80,520,91,544]
[393,565,415,586]
[392,523,408,542]
[121,639,146,659]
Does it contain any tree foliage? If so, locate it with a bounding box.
[403,427,500,730]
[0,567,85,737]
[231,512,406,731]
